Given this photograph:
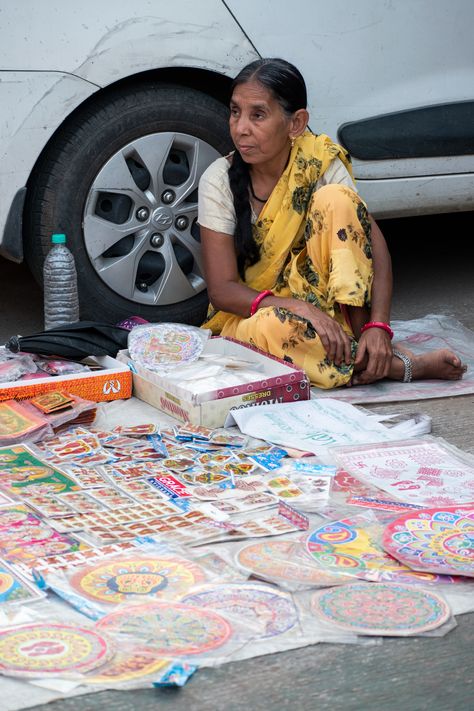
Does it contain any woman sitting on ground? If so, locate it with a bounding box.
[198,58,466,389]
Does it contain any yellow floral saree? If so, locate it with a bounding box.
[203,132,374,389]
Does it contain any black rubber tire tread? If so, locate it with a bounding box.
[24,83,232,324]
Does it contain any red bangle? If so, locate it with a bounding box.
[249,290,274,317]
[360,321,394,340]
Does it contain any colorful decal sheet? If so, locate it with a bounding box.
[85,647,171,686]
[382,506,474,577]
[236,539,352,589]
[0,560,45,604]
[0,444,79,497]
[331,437,474,507]
[128,323,208,371]
[180,582,298,640]
[311,582,451,636]
[68,555,207,606]
[0,504,86,564]
[0,400,48,444]
[96,600,232,657]
[0,623,113,677]
[305,516,463,584]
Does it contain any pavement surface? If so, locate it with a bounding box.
[0,211,473,711]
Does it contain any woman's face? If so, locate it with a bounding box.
[229,80,293,166]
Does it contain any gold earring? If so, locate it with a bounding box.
[290,136,296,148]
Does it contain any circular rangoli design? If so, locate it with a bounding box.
[382,506,474,577]
[305,519,457,583]
[237,539,352,586]
[96,600,232,656]
[180,582,298,638]
[0,623,112,677]
[311,583,451,636]
[128,323,206,370]
[86,647,170,684]
[69,556,206,604]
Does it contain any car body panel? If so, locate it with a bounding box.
[0,0,472,258]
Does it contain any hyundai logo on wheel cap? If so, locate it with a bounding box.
[152,207,173,229]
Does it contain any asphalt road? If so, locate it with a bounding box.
[0,211,473,711]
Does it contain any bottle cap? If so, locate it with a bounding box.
[51,233,66,244]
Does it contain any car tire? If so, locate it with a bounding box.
[24,83,232,325]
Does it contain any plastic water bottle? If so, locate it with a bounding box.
[43,233,80,329]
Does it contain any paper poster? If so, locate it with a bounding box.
[228,399,397,457]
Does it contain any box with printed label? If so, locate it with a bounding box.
[117,337,310,427]
[0,356,132,403]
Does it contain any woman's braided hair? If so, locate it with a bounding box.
[229,58,307,278]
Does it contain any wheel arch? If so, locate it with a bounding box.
[24,65,233,221]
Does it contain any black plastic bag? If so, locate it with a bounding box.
[6,321,129,359]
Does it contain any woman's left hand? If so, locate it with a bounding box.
[353,328,393,384]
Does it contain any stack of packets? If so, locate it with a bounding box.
[0,411,472,701]
[0,392,97,445]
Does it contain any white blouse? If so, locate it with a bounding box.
[198,155,357,235]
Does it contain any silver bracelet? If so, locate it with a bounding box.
[393,349,413,383]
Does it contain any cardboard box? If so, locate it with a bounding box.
[117,337,310,427]
[0,356,132,403]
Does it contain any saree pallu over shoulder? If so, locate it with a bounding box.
[203,132,354,334]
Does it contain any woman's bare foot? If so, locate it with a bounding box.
[395,346,467,381]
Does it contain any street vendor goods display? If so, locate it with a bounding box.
[382,506,474,577]
[0,623,113,677]
[0,393,473,706]
[310,582,451,636]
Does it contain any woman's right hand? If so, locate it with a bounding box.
[286,300,352,366]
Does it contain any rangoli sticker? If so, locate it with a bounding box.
[236,539,352,586]
[305,517,456,584]
[85,647,170,684]
[382,505,474,577]
[0,623,113,677]
[69,556,207,604]
[128,323,207,371]
[96,600,232,656]
[310,582,451,636]
[180,582,298,638]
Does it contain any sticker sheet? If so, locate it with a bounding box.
[305,516,459,584]
[0,559,45,604]
[180,582,298,640]
[0,622,113,677]
[0,504,86,563]
[0,444,79,497]
[382,505,474,577]
[310,582,451,636]
[96,600,232,657]
[236,539,353,588]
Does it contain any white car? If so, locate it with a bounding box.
[1,0,472,324]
